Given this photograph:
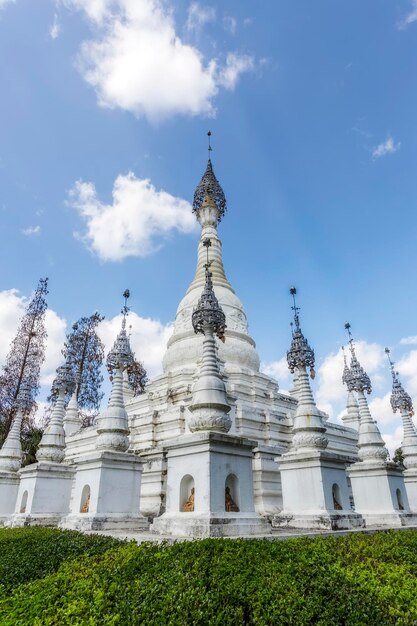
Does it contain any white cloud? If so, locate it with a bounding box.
[186,2,215,32]
[21,225,41,236]
[315,342,386,418]
[382,425,403,458]
[0,290,27,365]
[372,135,401,160]
[261,356,291,385]
[98,312,173,378]
[369,392,397,425]
[398,0,417,29]
[39,309,67,387]
[397,350,417,396]
[0,0,14,9]
[50,13,62,39]
[400,335,417,345]
[223,15,237,35]
[69,172,197,262]
[218,52,254,90]
[63,0,254,121]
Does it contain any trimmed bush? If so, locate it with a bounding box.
[1,529,417,625]
[0,527,122,593]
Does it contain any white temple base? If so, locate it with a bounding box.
[152,512,269,538]
[151,431,270,537]
[347,461,416,527]
[8,462,75,528]
[272,511,364,531]
[403,469,417,513]
[59,450,148,532]
[272,450,365,530]
[0,471,20,526]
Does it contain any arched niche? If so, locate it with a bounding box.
[180,475,195,512]
[332,483,343,511]
[80,485,91,513]
[19,490,28,514]
[225,474,240,512]
[396,488,405,511]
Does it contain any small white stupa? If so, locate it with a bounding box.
[273,289,363,530]
[61,294,148,532]
[0,383,32,523]
[345,325,416,526]
[11,363,77,526]
[386,348,417,512]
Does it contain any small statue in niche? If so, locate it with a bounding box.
[332,493,342,511]
[182,487,195,512]
[20,503,26,514]
[80,493,90,513]
[225,486,239,512]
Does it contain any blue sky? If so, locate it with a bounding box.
[1,0,417,450]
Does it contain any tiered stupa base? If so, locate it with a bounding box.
[151,431,270,538]
[348,461,417,527]
[272,450,365,531]
[403,468,417,513]
[9,462,75,527]
[0,471,20,526]
[59,450,149,532]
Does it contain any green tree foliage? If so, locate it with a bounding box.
[394,447,405,467]
[49,313,105,425]
[0,278,48,441]
[20,425,44,467]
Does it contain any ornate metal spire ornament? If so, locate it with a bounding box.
[341,346,351,387]
[385,348,414,416]
[54,363,76,396]
[192,132,227,221]
[286,288,315,379]
[344,323,372,394]
[192,239,226,342]
[106,290,135,378]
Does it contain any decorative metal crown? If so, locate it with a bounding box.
[107,291,135,376]
[341,345,351,387]
[55,363,76,395]
[386,348,414,416]
[14,381,33,412]
[286,288,315,377]
[192,159,227,222]
[192,240,226,340]
[344,323,372,394]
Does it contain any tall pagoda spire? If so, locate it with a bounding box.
[0,383,32,472]
[386,347,417,469]
[344,323,388,464]
[162,134,261,376]
[37,363,76,463]
[187,239,231,433]
[341,345,360,430]
[286,288,328,452]
[97,291,135,452]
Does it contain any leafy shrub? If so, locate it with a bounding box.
[1,529,417,625]
[0,528,122,593]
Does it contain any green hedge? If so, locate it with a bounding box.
[1,529,417,625]
[0,528,122,593]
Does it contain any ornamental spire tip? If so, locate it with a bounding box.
[287,287,315,378]
[343,323,372,394]
[385,347,414,416]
